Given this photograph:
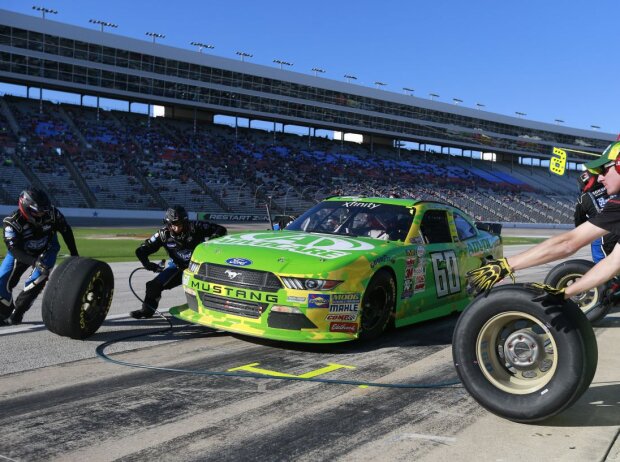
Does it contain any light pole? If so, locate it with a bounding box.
[402,87,414,95]
[374,81,387,89]
[254,185,265,207]
[344,74,357,83]
[515,111,527,118]
[146,32,165,43]
[476,103,485,110]
[273,59,293,70]
[32,6,57,19]
[312,67,325,77]
[89,19,117,32]
[453,98,463,105]
[283,186,294,214]
[429,93,440,101]
[190,41,214,53]
[236,51,253,62]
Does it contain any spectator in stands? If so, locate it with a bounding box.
[131,205,227,319]
[0,188,79,325]
[467,141,620,303]
[574,169,618,262]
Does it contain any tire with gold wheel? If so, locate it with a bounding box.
[452,284,597,423]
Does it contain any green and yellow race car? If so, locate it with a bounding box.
[171,197,502,343]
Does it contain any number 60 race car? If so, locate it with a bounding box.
[170,197,503,343]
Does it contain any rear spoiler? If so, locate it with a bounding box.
[475,222,503,236]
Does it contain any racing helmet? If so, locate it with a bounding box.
[578,170,598,192]
[164,205,189,239]
[18,188,52,226]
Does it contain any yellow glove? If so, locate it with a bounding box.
[528,282,566,306]
[466,258,515,296]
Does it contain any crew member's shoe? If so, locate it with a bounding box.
[129,307,155,319]
[8,309,25,325]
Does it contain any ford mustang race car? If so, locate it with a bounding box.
[170,197,503,343]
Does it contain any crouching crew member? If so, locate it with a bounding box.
[131,205,227,319]
[0,188,79,325]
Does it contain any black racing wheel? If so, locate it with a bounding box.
[42,257,114,339]
[359,270,395,340]
[452,284,597,423]
[544,259,611,324]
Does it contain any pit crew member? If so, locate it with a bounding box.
[1,188,79,325]
[131,205,227,319]
[467,141,620,303]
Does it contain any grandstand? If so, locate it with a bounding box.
[0,9,616,224]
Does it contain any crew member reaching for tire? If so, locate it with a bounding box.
[0,188,79,326]
[131,205,227,319]
[467,141,620,302]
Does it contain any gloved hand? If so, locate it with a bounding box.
[34,256,50,275]
[144,262,163,273]
[466,258,515,296]
[529,283,566,306]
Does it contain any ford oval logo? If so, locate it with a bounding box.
[226,257,252,267]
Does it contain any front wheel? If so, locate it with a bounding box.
[544,259,611,323]
[452,284,597,423]
[358,270,395,340]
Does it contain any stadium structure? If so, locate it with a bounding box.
[0,8,615,224]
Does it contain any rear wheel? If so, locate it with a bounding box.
[358,270,395,340]
[452,284,597,423]
[544,259,611,323]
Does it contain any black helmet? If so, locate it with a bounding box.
[18,188,52,225]
[164,205,189,239]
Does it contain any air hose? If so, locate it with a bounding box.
[95,267,462,390]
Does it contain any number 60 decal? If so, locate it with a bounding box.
[430,250,460,298]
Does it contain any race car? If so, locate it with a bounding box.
[170,197,503,343]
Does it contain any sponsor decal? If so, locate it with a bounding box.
[226,257,253,266]
[328,293,361,313]
[329,322,358,333]
[414,265,425,275]
[466,238,492,256]
[286,295,306,303]
[405,266,414,279]
[182,273,190,286]
[149,235,158,243]
[190,280,278,303]
[326,313,358,322]
[343,202,380,209]
[401,278,413,299]
[215,232,374,260]
[308,294,330,308]
[416,246,425,257]
[4,226,15,239]
[370,255,392,269]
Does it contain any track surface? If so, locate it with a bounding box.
[1,243,619,461]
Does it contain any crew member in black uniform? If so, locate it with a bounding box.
[467,141,620,302]
[574,169,618,262]
[131,205,227,319]
[0,188,79,325]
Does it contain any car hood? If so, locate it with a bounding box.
[192,230,398,275]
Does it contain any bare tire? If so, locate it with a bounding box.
[42,257,114,339]
[452,284,597,423]
[544,259,611,323]
[359,270,395,340]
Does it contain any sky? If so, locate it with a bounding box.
[1,0,619,134]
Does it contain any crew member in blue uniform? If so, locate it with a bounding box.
[131,205,227,319]
[1,188,79,325]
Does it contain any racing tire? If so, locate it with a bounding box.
[544,259,612,324]
[452,284,597,423]
[42,257,114,339]
[359,270,395,340]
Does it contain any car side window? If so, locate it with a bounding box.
[420,210,452,244]
[453,212,477,241]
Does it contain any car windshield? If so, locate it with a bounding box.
[286,201,415,241]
